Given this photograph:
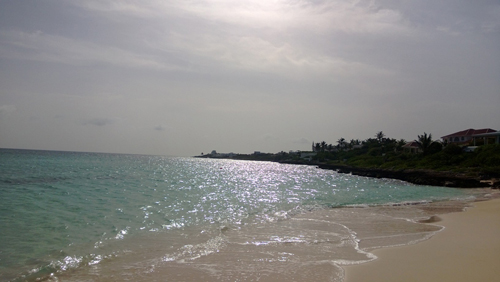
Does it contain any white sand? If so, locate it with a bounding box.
[343,198,500,282]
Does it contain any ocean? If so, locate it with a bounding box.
[0,149,483,281]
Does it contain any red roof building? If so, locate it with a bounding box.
[402,140,421,153]
[441,128,497,144]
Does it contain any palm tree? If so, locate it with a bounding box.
[375,131,385,143]
[417,132,434,155]
[337,138,346,151]
[349,139,360,149]
[321,141,327,152]
[327,144,334,152]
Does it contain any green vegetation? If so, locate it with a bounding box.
[200,131,500,179]
[310,132,500,177]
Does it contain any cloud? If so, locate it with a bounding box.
[154,125,165,131]
[0,105,16,117]
[72,1,164,17]
[167,31,393,78]
[83,0,408,34]
[293,138,310,145]
[482,5,500,33]
[1,0,498,156]
[83,117,115,126]
[68,0,408,76]
[0,30,171,70]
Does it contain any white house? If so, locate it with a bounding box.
[441,128,497,144]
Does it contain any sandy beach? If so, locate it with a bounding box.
[344,197,500,282]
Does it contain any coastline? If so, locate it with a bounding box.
[196,156,498,188]
[313,163,494,188]
[343,195,500,282]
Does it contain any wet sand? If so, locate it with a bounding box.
[344,197,500,282]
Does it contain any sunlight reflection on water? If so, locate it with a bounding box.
[0,151,473,282]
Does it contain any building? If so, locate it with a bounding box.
[441,128,497,144]
[471,131,500,145]
[402,141,421,154]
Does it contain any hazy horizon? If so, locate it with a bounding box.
[1,0,499,156]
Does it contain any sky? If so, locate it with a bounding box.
[0,0,499,156]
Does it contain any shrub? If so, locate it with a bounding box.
[443,143,462,155]
[475,144,500,167]
[427,142,443,155]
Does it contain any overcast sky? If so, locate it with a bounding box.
[0,0,499,156]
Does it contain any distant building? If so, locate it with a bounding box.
[208,150,236,158]
[441,128,497,144]
[402,141,421,154]
[471,131,500,145]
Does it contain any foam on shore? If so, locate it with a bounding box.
[343,196,500,282]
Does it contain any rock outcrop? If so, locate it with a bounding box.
[311,163,490,188]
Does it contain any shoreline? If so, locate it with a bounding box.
[281,160,497,188]
[313,163,494,188]
[196,156,498,188]
[343,195,500,282]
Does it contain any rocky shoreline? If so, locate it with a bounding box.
[279,161,497,188]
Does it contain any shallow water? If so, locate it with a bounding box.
[0,149,480,281]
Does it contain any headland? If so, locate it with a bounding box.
[196,147,500,188]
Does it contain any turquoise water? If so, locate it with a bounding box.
[0,149,473,281]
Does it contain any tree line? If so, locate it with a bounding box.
[313,131,447,155]
[308,131,499,175]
